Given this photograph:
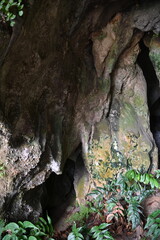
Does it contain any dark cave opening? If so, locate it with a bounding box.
[137,35,160,167]
[42,159,76,225]
[41,144,88,228]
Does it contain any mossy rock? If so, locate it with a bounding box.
[87,119,121,185]
[119,102,139,134]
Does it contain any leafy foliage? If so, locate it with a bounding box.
[125,169,160,189]
[0,169,160,240]
[0,216,54,240]
[36,215,54,237]
[67,224,84,240]
[126,197,142,229]
[145,209,160,240]
[67,223,114,240]
[88,169,160,231]
[66,169,160,239]
[0,0,24,26]
[90,223,114,240]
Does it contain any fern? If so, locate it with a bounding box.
[126,197,142,229]
[145,209,160,240]
[87,169,160,231]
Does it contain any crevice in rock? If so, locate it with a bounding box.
[40,144,88,228]
[137,36,159,108]
[137,36,160,167]
[41,158,76,225]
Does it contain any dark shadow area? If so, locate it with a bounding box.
[42,159,76,225]
[40,145,82,223]
[137,36,159,109]
[137,36,160,167]
[40,143,89,228]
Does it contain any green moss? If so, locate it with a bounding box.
[66,204,91,225]
[76,176,86,201]
[134,95,144,107]
[120,102,137,132]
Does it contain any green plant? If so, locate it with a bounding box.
[87,179,118,216]
[114,170,159,229]
[2,221,44,240]
[106,197,125,223]
[67,223,84,240]
[154,169,160,179]
[90,223,114,240]
[1,169,159,240]
[125,170,160,189]
[67,205,92,225]
[106,197,119,213]
[126,196,142,229]
[88,188,106,215]
[0,0,24,26]
[145,209,160,240]
[0,216,54,240]
[88,169,160,231]
[36,215,54,237]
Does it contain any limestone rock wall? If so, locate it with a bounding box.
[0,0,160,221]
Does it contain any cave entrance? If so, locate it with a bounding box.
[137,35,160,167]
[42,158,76,225]
[41,144,87,229]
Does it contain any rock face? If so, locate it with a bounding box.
[0,0,160,222]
